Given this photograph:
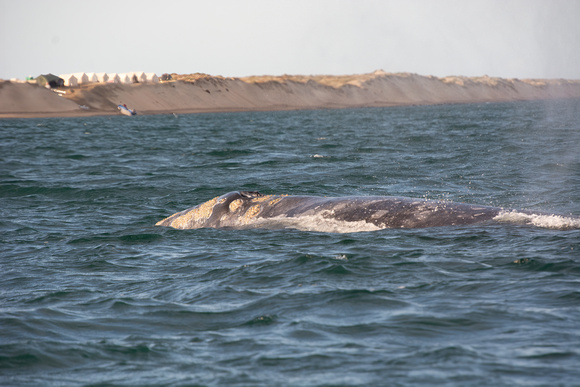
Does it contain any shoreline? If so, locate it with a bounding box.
[2,71,580,119]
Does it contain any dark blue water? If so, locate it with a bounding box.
[1,100,579,386]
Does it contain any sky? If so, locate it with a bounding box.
[1,0,578,80]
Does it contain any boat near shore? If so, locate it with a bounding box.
[117,104,136,116]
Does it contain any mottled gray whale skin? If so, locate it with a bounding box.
[156,191,506,231]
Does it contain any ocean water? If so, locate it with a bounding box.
[1,100,579,386]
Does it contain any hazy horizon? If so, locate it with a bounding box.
[1,0,578,80]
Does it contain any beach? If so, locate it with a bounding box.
[2,70,580,118]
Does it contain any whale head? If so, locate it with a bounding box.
[155,191,267,229]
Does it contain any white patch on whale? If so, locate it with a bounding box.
[241,213,383,233]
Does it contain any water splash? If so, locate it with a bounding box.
[494,210,580,230]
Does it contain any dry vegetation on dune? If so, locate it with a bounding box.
[172,69,405,88]
[2,70,580,118]
[239,70,395,88]
[170,73,231,82]
[157,70,580,90]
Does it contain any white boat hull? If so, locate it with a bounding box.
[117,105,136,116]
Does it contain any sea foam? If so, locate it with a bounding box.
[494,210,580,230]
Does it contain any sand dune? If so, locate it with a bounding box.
[2,71,579,118]
[0,81,82,117]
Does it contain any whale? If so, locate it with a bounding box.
[154,191,565,233]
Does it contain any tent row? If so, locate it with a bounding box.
[58,72,159,87]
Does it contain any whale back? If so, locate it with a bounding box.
[156,191,506,231]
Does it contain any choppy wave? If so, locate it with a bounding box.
[2,101,580,386]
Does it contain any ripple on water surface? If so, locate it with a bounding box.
[1,102,579,385]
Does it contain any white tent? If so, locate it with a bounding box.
[118,73,132,84]
[145,73,159,83]
[86,72,98,83]
[73,72,89,84]
[60,74,78,87]
[106,73,120,83]
[96,73,108,83]
[129,71,147,83]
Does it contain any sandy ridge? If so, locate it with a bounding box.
[1,70,579,118]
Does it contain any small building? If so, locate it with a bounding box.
[118,73,132,84]
[36,73,64,88]
[129,71,147,83]
[106,73,120,83]
[96,72,108,83]
[86,72,98,83]
[145,73,159,83]
[160,73,172,81]
[73,72,89,84]
[60,74,79,87]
